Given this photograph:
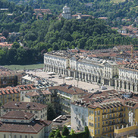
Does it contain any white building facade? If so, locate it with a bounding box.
[44,51,118,87]
[62,5,72,19]
[71,101,88,131]
[115,65,138,93]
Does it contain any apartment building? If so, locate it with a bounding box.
[71,90,138,138]
[0,66,24,88]
[24,89,51,104]
[115,61,138,93]
[48,83,86,115]
[1,101,47,120]
[0,84,37,106]
[0,111,52,138]
[19,84,37,101]
[0,86,20,105]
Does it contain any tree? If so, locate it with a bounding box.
[83,126,89,138]
[49,130,56,138]
[47,103,56,120]
[62,126,69,136]
[12,42,20,49]
[54,129,62,138]
[2,30,9,38]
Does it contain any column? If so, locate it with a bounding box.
[130,83,133,92]
[118,80,121,90]
[122,81,124,90]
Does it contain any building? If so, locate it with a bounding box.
[0,86,20,105]
[24,89,51,104]
[48,83,86,115]
[19,84,37,101]
[0,66,24,88]
[62,5,72,19]
[34,9,52,20]
[44,51,118,87]
[0,111,52,138]
[71,100,88,131]
[1,101,47,120]
[71,90,138,138]
[0,84,37,106]
[115,61,138,93]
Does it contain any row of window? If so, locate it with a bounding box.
[89,110,100,115]
[4,134,34,138]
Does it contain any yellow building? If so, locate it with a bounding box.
[0,86,20,105]
[71,90,138,138]
[0,84,37,106]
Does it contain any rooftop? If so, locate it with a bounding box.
[1,111,34,120]
[2,102,47,110]
[72,90,138,109]
[0,119,52,134]
[48,83,86,95]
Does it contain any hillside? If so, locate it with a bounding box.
[0,0,137,65]
[7,0,138,27]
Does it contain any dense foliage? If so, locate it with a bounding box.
[7,0,138,27]
[20,18,136,51]
[0,18,137,65]
[49,126,89,138]
[0,0,137,65]
[47,103,56,120]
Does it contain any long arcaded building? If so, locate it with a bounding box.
[44,51,118,86]
[44,50,138,93]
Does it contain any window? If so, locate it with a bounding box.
[4,134,6,138]
[98,129,100,134]
[20,136,22,138]
[95,124,97,128]
[106,127,108,131]
[14,135,16,138]
[95,130,97,135]
[97,110,100,115]
[25,136,27,138]
[98,117,100,121]
[95,111,97,116]
[95,117,97,122]
[98,123,100,128]
[31,136,33,138]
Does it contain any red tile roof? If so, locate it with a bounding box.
[2,102,47,110]
[1,111,34,120]
[48,84,85,95]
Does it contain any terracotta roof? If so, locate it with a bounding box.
[0,120,48,133]
[2,102,47,110]
[25,91,39,97]
[48,84,85,95]
[72,90,138,109]
[1,111,34,120]
[41,90,51,95]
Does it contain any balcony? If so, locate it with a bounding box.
[103,115,124,121]
[102,129,114,134]
[102,109,124,115]
[102,121,126,127]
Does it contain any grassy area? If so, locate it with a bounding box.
[3,64,44,70]
[110,0,125,3]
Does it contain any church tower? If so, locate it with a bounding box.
[62,4,72,19]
